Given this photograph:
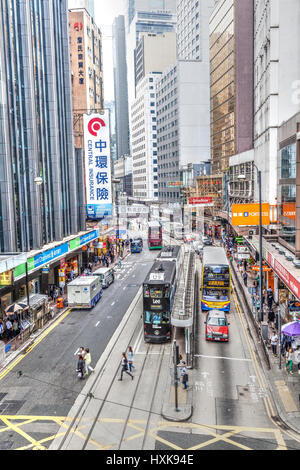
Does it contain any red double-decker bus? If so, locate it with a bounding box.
[148,221,162,250]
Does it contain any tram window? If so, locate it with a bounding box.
[144,311,170,324]
[150,287,163,298]
[144,286,150,297]
[164,286,170,298]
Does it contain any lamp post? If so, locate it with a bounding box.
[238,164,263,322]
[112,178,121,247]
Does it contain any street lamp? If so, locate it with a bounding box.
[238,165,263,322]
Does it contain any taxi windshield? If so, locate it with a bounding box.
[207,316,226,327]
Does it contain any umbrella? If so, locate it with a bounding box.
[5,302,28,316]
[281,321,300,337]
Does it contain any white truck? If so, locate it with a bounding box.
[67,276,103,309]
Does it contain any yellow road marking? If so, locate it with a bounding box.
[0,309,72,381]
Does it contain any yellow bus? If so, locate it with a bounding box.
[201,247,231,312]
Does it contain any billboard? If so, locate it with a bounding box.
[84,112,112,219]
[189,197,213,206]
[232,203,270,226]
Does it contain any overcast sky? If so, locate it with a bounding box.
[95,0,125,102]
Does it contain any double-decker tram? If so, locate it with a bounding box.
[201,247,231,312]
[148,220,163,250]
[143,261,176,342]
[157,245,183,284]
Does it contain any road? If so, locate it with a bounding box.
[0,238,157,450]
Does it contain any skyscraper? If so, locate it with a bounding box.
[112,15,130,160]
[0,0,83,252]
[125,0,176,31]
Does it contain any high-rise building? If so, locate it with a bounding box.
[125,0,176,31]
[68,0,95,17]
[0,0,84,253]
[112,15,130,160]
[131,74,161,201]
[69,6,104,149]
[177,0,216,61]
[134,32,176,88]
[126,11,177,107]
[254,0,300,206]
[210,0,254,175]
[157,61,210,203]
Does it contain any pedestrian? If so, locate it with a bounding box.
[78,346,86,359]
[5,318,13,340]
[181,362,188,390]
[12,319,19,337]
[84,348,94,375]
[286,347,294,374]
[242,271,248,287]
[255,296,260,316]
[76,355,85,379]
[268,309,275,328]
[0,320,4,340]
[270,330,278,356]
[118,352,134,381]
[294,346,300,375]
[267,286,274,311]
[128,346,135,372]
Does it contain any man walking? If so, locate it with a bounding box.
[242,271,248,287]
[270,330,278,356]
[118,353,134,381]
[267,286,274,311]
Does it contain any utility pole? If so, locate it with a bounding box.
[173,340,180,412]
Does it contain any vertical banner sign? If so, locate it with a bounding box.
[84,112,112,219]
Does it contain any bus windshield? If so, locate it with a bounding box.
[204,265,229,278]
[202,289,229,302]
[144,311,170,325]
[150,229,160,238]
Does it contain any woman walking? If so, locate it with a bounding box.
[84,348,94,375]
[128,347,135,372]
[118,353,133,381]
[286,347,294,375]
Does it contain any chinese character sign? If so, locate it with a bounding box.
[84,112,112,219]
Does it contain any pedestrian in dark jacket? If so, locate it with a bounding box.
[242,271,248,287]
[267,287,274,310]
[118,353,133,381]
[77,355,85,379]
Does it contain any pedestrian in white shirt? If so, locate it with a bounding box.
[270,331,278,356]
[294,346,300,375]
[84,348,94,375]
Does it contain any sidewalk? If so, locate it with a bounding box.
[0,248,130,370]
[231,255,300,434]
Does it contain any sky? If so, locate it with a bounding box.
[95,0,125,102]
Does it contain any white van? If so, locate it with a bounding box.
[93,267,115,288]
[67,276,103,309]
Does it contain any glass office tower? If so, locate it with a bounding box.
[0,0,83,253]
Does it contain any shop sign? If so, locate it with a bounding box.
[238,253,250,260]
[252,265,271,272]
[267,251,300,299]
[42,265,50,273]
[235,237,244,244]
[84,112,112,220]
[288,301,300,312]
[0,270,13,286]
[189,197,213,206]
[237,245,249,253]
[232,203,270,226]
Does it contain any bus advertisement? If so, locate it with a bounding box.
[148,221,163,250]
[201,247,231,312]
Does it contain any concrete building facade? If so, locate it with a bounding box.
[69,7,104,149]
[131,74,161,201]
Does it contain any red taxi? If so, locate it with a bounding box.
[205,310,229,342]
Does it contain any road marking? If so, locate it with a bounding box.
[194,354,251,362]
[111,301,115,306]
[74,348,80,356]
[95,321,101,327]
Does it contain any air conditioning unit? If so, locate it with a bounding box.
[248,229,254,239]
